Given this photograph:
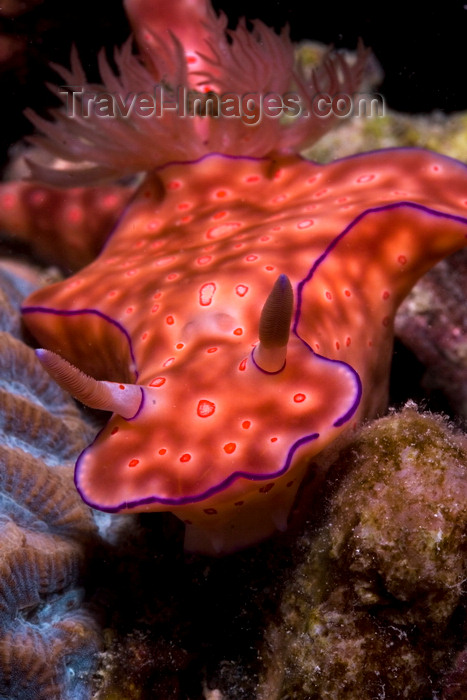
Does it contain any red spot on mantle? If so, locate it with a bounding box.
[197,399,216,417]
[297,219,314,229]
[235,284,248,297]
[206,222,240,240]
[199,282,216,306]
[223,442,236,454]
[197,255,212,265]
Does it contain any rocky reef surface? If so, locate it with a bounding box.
[395,249,467,419]
[258,408,467,699]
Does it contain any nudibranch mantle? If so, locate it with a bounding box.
[11,0,467,553]
[22,148,467,554]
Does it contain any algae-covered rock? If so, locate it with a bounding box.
[279,599,430,699]
[329,407,467,629]
[261,407,467,699]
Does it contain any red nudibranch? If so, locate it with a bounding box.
[10,0,467,554]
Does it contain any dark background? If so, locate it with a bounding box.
[2,0,467,168]
[219,0,467,114]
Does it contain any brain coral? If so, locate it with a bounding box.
[0,262,101,700]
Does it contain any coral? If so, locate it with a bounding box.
[442,647,467,699]
[261,407,467,699]
[395,249,467,418]
[0,261,101,700]
[305,105,467,165]
[88,513,286,700]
